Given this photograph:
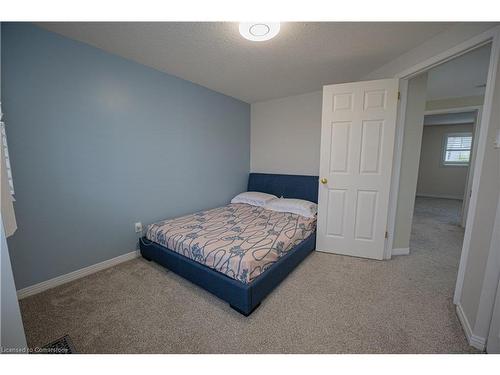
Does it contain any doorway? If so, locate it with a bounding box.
[386,39,498,350]
[405,43,490,257]
[388,44,491,257]
[418,108,481,227]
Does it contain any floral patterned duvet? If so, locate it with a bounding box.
[146,203,316,284]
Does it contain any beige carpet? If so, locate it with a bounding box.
[19,197,478,353]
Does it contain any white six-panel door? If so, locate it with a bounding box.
[316,79,399,260]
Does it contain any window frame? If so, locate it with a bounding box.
[441,131,473,167]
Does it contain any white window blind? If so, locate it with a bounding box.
[442,132,472,166]
[0,104,15,195]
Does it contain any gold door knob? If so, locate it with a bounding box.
[320,177,328,184]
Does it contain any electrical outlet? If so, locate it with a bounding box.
[134,222,143,233]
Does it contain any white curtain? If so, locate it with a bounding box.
[1,103,17,237]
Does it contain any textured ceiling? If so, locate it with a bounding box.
[37,22,459,103]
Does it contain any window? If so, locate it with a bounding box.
[0,105,15,195]
[442,132,472,166]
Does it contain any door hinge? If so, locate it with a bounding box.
[385,231,389,239]
[397,91,401,100]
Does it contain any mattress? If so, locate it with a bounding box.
[146,203,316,283]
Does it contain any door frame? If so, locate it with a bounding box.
[385,25,500,316]
[422,105,483,228]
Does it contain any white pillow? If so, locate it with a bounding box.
[231,191,278,207]
[264,198,317,218]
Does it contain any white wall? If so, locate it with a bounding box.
[485,197,500,353]
[458,41,500,341]
[393,74,428,250]
[417,124,473,200]
[251,91,322,175]
[425,95,484,111]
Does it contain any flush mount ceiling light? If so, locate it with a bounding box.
[239,22,280,42]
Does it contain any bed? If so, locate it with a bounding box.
[139,173,319,316]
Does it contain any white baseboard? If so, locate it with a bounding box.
[391,247,410,256]
[456,303,486,351]
[416,193,463,200]
[17,250,140,299]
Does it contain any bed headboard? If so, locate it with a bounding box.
[247,173,319,203]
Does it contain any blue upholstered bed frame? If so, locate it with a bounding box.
[139,173,319,316]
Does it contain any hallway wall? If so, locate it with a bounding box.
[393,73,428,251]
[458,38,500,343]
[417,123,473,199]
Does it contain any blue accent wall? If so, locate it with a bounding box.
[1,23,250,289]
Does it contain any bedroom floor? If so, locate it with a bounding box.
[19,197,477,353]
